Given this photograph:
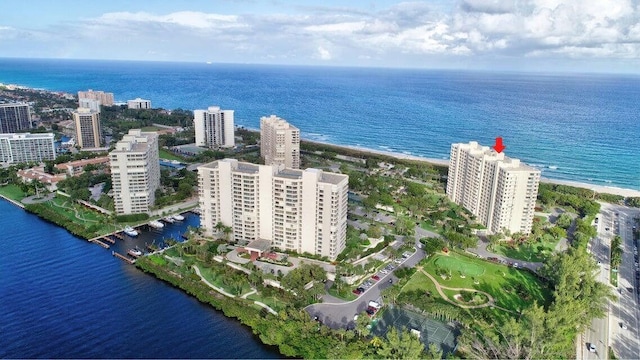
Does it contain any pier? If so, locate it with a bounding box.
[112,251,135,264]
[102,236,115,244]
[90,239,110,249]
[113,232,124,240]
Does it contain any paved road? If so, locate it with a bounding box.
[306,246,426,329]
[468,237,543,271]
[606,204,640,360]
[583,205,613,360]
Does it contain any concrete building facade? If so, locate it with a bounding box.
[127,98,152,109]
[198,159,348,260]
[194,106,235,148]
[78,90,114,106]
[446,141,540,235]
[0,133,56,164]
[0,103,32,134]
[73,108,102,149]
[109,129,160,215]
[260,115,300,169]
[78,98,101,112]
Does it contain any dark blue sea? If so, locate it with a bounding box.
[0,58,639,190]
[0,200,281,359]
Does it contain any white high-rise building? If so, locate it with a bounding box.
[194,106,235,148]
[446,141,540,235]
[0,133,56,164]
[78,98,101,112]
[198,159,348,260]
[260,115,300,169]
[110,129,160,215]
[72,108,102,149]
[127,98,152,109]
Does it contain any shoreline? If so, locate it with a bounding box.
[301,138,640,198]
[0,194,25,209]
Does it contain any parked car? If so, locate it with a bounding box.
[588,343,596,353]
[372,275,380,281]
[621,323,628,330]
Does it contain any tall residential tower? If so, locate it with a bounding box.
[73,108,102,149]
[0,133,56,164]
[109,129,160,215]
[198,159,348,260]
[194,106,235,148]
[0,103,32,134]
[260,115,300,169]
[446,141,540,235]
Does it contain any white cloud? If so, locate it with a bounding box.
[1,1,639,70]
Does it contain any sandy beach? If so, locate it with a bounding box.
[302,138,640,198]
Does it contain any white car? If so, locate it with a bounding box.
[588,343,596,353]
[621,323,628,330]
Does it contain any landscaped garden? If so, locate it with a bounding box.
[408,251,551,313]
[0,184,27,202]
[490,239,558,262]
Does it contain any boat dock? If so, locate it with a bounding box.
[101,236,115,244]
[112,251,135,264]
[90,239,110,249]
[113,232,124,240]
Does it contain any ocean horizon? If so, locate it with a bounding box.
[1,57,639,191]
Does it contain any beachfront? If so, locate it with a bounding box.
[303,139,640,198]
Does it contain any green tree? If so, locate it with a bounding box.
[376,327,424,359]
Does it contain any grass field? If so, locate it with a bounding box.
[418,252,551,312]
[44,196,116,234]
[492,238,559,262]
[0,185,26,202]
[159,149,185,161]
[434,256,485,276]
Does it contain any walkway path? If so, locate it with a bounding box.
[192,265,278,315]
[50,199,99,223]
[468,238,543,271]
[417,267,516,314]
[21,193,55,204]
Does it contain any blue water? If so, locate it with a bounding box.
[1,58,639,190]
[0,200,281,359]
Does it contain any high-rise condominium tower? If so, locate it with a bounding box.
[73,108,102,149]
[260,115,300,169]
[78,90,114,106]
[446,141,540,235]
[0,103,31,134]
[198,159,348,260]
[0,133,56,164]
[194,106,235,148]
[110,129,160,215]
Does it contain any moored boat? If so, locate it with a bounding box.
[123,226,139,237]
[163,216,175,223]
[149,220,165,229]
[172,214,185,221]
[128,248,143,257]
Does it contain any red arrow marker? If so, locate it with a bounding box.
[493,137,505,153]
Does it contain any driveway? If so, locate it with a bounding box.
[306,247,425,329]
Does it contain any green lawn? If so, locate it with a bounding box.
[492,238,559,263]
[420,252,551,312]
[247,293,287,312]
[196,265,252,295]
[328,285,357,301]
[148,254,168,266]
[44,196,116,234]
[141,126,162,132]
[159,148,185,161]
[420,220,440,233]
[434,256,485,276]
[0,184,26,202]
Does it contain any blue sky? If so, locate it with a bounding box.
[1,0,639,73]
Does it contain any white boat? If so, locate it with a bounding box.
[172,214,185,221]
[163,216,175,223]
[128,248,143,257]
[123,226,138,237]
[149,220,165,229]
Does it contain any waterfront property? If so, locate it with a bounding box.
[194,106,235,149]
[127,98,152,109]
[0,133,56,164]
[446,141,540,235]
[110,129,160,215]
[77,89,114,106]
[198,158,349,260]
[260,115,300,169]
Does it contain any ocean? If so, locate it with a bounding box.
[0,58,639,190]
[0,200,281,359]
